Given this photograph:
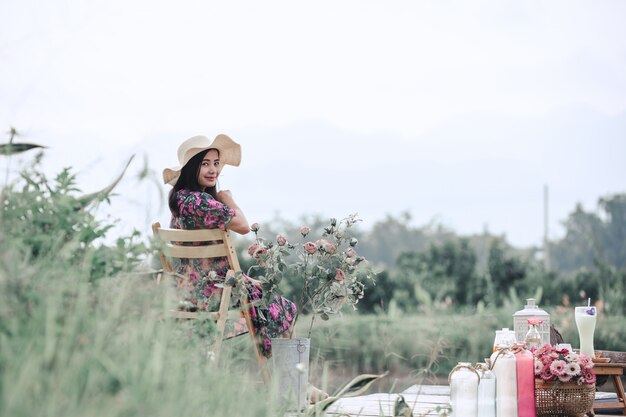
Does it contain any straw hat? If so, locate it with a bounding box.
[162,134,241,185]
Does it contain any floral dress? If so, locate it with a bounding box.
[170,189,297,357]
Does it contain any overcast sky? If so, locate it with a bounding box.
[1,0,625,247]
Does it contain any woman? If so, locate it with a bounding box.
[163,134,297,358]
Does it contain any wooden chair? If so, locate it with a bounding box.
[152,222,267,374]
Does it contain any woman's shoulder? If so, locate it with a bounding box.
[175,188,216,202]
[174,189,227,212]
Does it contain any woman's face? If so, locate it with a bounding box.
[197,149,222,189]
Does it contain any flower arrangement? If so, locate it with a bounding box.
[246,214,377,337]
[533,344,596,385]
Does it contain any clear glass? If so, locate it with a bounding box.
[525,324,541,349]
[575,306,597,358]
[493,328,516,352]
[476,363,496,417]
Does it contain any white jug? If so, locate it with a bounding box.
[449,362,479,417]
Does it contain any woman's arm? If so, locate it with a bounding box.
[216,190,250,235]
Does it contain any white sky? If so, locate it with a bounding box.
[1,0,625,247]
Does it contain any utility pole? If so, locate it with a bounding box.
[543,184,551,271]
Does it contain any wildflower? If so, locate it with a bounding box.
[247,242,258,256]
[304,242,317,254]
[316,239,337,254]
[335,268,345,281]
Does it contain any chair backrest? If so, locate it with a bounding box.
[152,222,241,276]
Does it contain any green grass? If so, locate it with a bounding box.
[0,243,274,417]
[305,307,626,385]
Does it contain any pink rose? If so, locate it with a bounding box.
[276,235,287,246]
[316,239,337,254]
[247,242,258,256]
[299,226,311,236]
[304,242,317,254]
[251,223,260,232]
[335,268,345,281]
[254,247,269,260]
[345,247,356,258]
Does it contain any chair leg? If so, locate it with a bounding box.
[614,374,626,415]
[212,285,232,363]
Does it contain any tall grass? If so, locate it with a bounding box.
[0,239,279,417]
[0,162,276,416]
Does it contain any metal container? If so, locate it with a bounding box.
[271,338,310,411]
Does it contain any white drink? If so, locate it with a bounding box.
[575,306,597,358]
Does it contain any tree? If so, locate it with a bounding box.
[487,239,526,305]
[395,238,480,306]
[551,193,626,271]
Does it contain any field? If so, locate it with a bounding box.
[2,258,623,417]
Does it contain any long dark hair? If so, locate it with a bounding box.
[168,148,219,216]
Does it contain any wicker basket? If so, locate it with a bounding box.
[535,379,595,417]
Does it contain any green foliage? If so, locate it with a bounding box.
[551,194,626,271]
[249,193,626,317]
[1,158,145,280]
[0,241,271,417]
[393,238,482,308]
[487,239,527,305]
[307,309,626,378]
[357,212,456,267]
[0,126,46,155]
[0,156,276,417]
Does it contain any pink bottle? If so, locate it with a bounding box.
[514,343,536,417]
